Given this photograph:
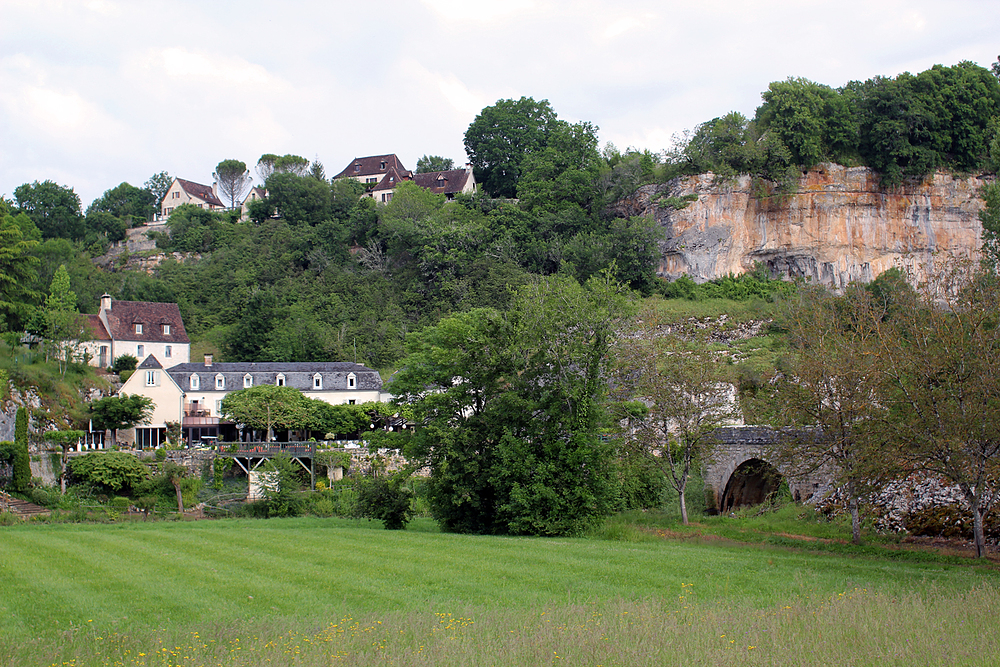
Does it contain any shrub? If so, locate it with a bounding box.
[111,355,138,373]
[355,476,414,529]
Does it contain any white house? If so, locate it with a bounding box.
[118,355,387,447]
[80,294,190,368]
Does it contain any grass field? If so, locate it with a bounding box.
[2,516,998,666]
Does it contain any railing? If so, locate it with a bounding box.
[218,441,317,456]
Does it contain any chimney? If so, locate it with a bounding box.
[100,293,112,312]
[204,354,213,367]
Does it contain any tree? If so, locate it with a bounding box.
[144,171,173,208]
[464,97,559,198]
[415,155,455,173]
[43,429,85,494]
[86,182,156,224]
[258,454,303,517]
[979,181,1000,271]
[67,451,149,495]
[768,284,891,544]
[89,394,154,449]
[36,264,88,375]
[161,461,188,514]
[876,264,1000,558]
[12,407,30,493]
[13,180,84,240]
[391,272,635,535]
[0,217,40,331]
[213,159,252,209]
[616,312,738,524]
[220,384,314,441]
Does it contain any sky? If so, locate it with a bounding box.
[2,0,998,209]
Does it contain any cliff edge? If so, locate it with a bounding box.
[616,164,988,287]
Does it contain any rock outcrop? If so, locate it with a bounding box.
[618,164,989,287]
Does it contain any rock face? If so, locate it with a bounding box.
[618,164,988,287]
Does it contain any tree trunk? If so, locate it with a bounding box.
[972,498,986,559]
[679,481,689,525]
[59,446,68,495]
[849,494,861,545]
[173,479,184,515]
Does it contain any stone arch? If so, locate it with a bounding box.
[719,457,783,513]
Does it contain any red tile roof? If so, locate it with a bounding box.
[101,300,190,343]
[334,154,411,180]
[176,178,225,208]
[411,169,472,196]
[370,166,412,192]
[85,314,111,341]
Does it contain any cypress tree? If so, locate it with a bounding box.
[12,407,31,493]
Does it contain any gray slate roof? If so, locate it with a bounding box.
[165,361,382,392]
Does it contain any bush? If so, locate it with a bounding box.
[111,355,138,373]
[355,476,414,529]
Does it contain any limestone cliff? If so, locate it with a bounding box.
[617,164,989,287]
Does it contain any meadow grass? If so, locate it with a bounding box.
[2,516,997,666]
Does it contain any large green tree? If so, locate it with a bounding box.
[13,180,84,240]
[87,182,156,224]
[464,97,559,198]
[415,155,454,173]
[391,272,634,536]
[0,216,40,331]
[89,394,154,449]
[220,384,314,442]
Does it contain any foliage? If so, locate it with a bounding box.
[875,263,1000,557]
[213,159,252,209]
[767,283,895,543]
[43,429,85,494]
[220,385,314,441]
[258,454,304,517]
[13,180,84,240]
[67,451,149,494]
[12,407,31,493]
[464,96,559,198]
[615,308,738,524]
[0,214,41,331]
[979,180,1000,271]
[143,171,173,207]
[415,155,455,173]
[86,181,156,225]
[391,273,635,536]
[355,474,414,529]
[111,354,138,373]
[89,394,154,449]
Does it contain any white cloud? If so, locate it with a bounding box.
[420,0,539,23]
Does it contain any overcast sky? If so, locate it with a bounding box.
[2,0,997,208]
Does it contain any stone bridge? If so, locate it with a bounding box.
[703,426,835,513]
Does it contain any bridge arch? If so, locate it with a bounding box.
[704,426,831,513]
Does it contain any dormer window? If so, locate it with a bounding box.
[276,373,285,387]
[347,373,357,389]
[135,323,143,334]
[215,374,225,390]
[243,373,253,388]
[190,374,200,390]
[313,373,323,390]
[380,161,387,170]
[354,164,360,172]
[162,324,171,335]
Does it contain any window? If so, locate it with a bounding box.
[135,323,143,334]
[190,374,200,390]
[276,373,285,387]
[145,370,158,386]
[380,161,387,170]
[347,373,356,389]
[215,400,223,414]
[366,177,377,184]
[348,399,356,405]
[172,191,180,199]
[162,324,171,335]
[243,374,253,388]
[354,164,361,172]
[215,374,225,390]
[313,374,323,390]
[165,345,172,358]
[136,345,144,358]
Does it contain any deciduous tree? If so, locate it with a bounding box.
[415,155,454,173]
[89,394,154,449]
[220,384,314,442]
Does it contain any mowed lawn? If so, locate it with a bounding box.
[2,517,998,666]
